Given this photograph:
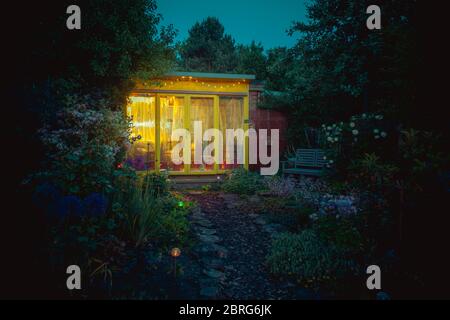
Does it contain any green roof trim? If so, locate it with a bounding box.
[263,90,287,97]
[165,71,256,80]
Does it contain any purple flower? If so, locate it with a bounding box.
[54,195,83,219]
[32,183,61,209]
[82,193,108,217]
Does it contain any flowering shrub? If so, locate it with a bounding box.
[316,194,359,217]
[292,177,332,208]
[33,185,108,219]
[263,175,296,197]
[321,113,394,178]
[292,178,360,221]
[38,95,131,196]
[43,173,191,294]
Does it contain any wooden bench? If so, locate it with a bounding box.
[281,149,326,177]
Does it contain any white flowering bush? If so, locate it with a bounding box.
[321,113,394,179]
[38,95,131,195]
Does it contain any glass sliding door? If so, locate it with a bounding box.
[126,96,156,171]
[126,94,246,174]
[160,96,185,173]
[190,97,215,172]
[219,97,244,170]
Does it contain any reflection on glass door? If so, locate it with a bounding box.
[219,97,244,170]
[160,96,185,172]
[126,96,156,171]
[190,97,215,172]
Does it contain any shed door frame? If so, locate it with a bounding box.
[128,93,249,175]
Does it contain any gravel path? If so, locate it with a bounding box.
[185,191,295,300]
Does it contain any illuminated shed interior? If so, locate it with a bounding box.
[126,72,255,175]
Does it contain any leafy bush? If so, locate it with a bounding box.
[349,153,398,191]
[47,196,125,290]
[42,169,190,294]
[267,230,357,289]
[260,197,290,214]
[221,167,264,195]
[264,204,313,231]
[399,129,450,193]
[312,215,365,255]
[111,179,189,248]
[142,172,170,198]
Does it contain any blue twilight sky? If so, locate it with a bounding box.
[156,0,308,49]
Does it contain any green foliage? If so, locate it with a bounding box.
[178,18,268,80]
[267,230,357,289]
[349,153,398,191]
[27,0,176,105]
[256,0,419,145]
[294,206,315,228]
[235,41,268,80]
[313,215,365,255]
[221,168,263,195]
[399,129,449,175]
[265,47,294,92]
[142,173,170,198]
[49,203,126,290]
[48,170,190,293]
[202,184,212,192]
[286,0,417,120]
[111,179,189,248]
[264,203,313,232]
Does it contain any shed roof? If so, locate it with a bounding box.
[164,71,256,81]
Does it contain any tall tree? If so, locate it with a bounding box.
[265,47,294,91]
[6,0,176,190]
[286,0,418,124]
[236,41,267,80]
[19,0,176,106]
[179,17,237,73]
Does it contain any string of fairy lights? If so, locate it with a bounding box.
[141,76,248,90]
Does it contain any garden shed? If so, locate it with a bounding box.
[126,71,287,175]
